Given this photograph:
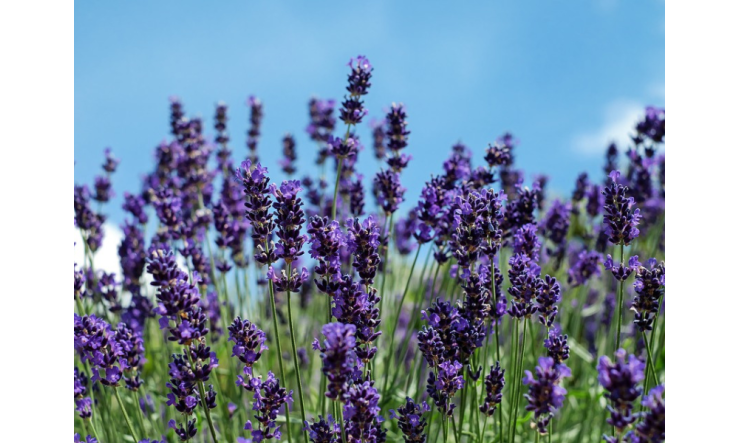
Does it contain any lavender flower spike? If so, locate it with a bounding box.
[602,170,641,246]
[523,357,571,435]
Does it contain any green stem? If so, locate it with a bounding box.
[511,319,528,443]
[641,331,659,386]
[378,214,393,318]
[113,386,139,442]
[615,243,625,352]
[331,157,344,221]
[197,379,220,443]
[133,389,147,434]
[286,264,309,443]
[267,277,293,443]
[381,245,421,394]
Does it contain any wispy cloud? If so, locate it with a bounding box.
[74,223,123,275]
[572,100,645,155]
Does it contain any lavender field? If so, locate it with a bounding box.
[73,55,665,443]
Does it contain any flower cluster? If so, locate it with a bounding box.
[523,357,572,434]
[632,259,666,332]
[598,349,645,437]
[390,397,430,443]
[479,361,505,417]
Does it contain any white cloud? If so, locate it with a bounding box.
[74,222,123,275]
[572,100,645,155]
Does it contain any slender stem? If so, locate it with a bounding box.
[641,331,659,386]
[331,158,343,224]
[197,379,220,443]
[511,319,528,443]
[378,214,393,318]
[615,243,625,352]
[267,277,292,443]
[451,414,459,443]
[507,320,520,443]
[382,245,421,394]
[286,264,309,443]
[113,386,140,442]
[133,389,147,434]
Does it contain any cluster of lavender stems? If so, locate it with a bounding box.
[74,56,665,443]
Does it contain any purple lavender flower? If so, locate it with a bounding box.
[631,259,665,332]
[567,249,603,287]
[602,171,641,246]
[314,322,359,401]
[280,133,298,176]
[394,214,418,255]
[536,275,561,327]
[370,119,386,160]
[237,159,276,265]
[634,106,665,145]
[523,357,571,434]
[153,188,182,240]
[349,175,366,217]
[243,371,294,442]
[604,254,641,282]
[385,104,409,150]
[228,317,268,366]
[271,180,307,264]
[93,175,114,203]
[540,200,571,260]
[102,147,119,173]
[629,386,665,442]
[427,360,464,416]
[267,265,309,293]
[75,434,98,443]
[544,328,570,364]
[344,380,385,443]
[507,253,542,319]
[114,322,146,390]
[169,418,197,441]
[346,215,381,285]
[332,276,382,364]
[118,220,146,291]
[598,349,645,436]
[122,192,149,225]
[304,415,340,443]
[572,172,589,205]
[307,216,345,295]
[372,169,405,215]
[246,95,263,162]
[586,184,603,218]
[479,361,505,417]
[502,182,540,237]
[604,143,619,178]
[512,223,541,263]
[340,56,372,126]
[390,397,430,443]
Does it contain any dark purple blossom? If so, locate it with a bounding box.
[372,169,405,215]
[602,171,641,246]
[304,415,340,443]
[122,192,149,225]
[568,249,603,287]
[246,96,263,162]
[507,253,542,319]
[598,349,645,436]
[629,386,665,443]
[512,223,541,263]
[427,360,464,416]
[631,259,665,332]
[228,317,268,366]
[346,215,381,285]
[370,119,386,160]
[169,418,197,441]
[390,397,430,443]
[340,56,372,126]
[536,275,561,327]
[523,357,571,434]
[544,328,570,364]
[237,160,276,265]
[118,221,147,291]
[314,322,359,401]
[332,275,382,364]
[604,255,641,282]
[242,371,293,443]
[479,361,505,417]
[344,380,385,443]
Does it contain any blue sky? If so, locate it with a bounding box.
[75,1,664,223]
